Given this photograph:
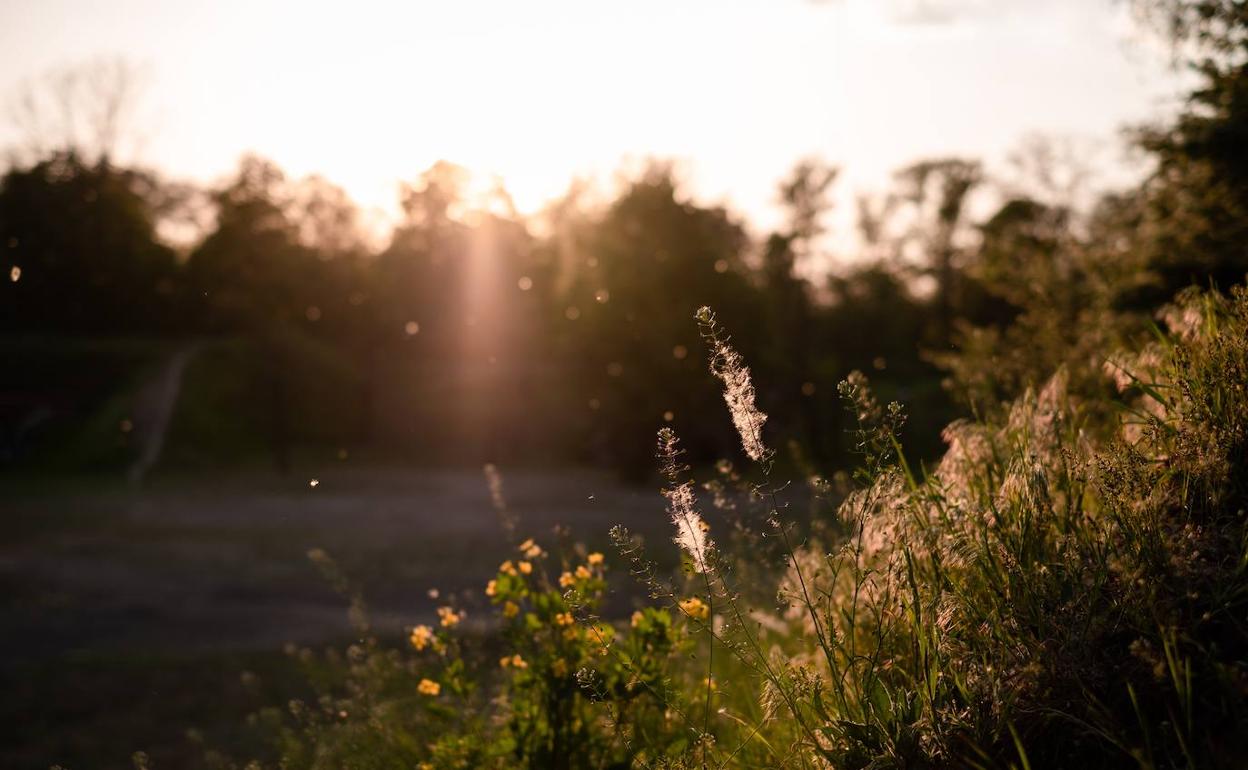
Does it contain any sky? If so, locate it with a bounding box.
[0,0,1187,238]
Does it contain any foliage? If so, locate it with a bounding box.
[217,285,1248,769]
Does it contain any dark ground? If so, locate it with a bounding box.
[0,465,668,770]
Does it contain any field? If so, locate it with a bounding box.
[0,466,664,770]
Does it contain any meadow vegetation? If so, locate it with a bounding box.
[195,281,1244,769]
[7,2,1248,768]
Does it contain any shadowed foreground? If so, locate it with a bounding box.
[0,467,661,770]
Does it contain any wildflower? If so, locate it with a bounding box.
[697,307,769,462]
[409,624,434,651]
[437,606,461,628]
[418,678,441,696]
[679,596,710,621]
[500,653,528,669]
[551,657,569,677]
[518,538,543,558]
[590,624,615,655]
[518,560,533,575]
[631,610,645,628]
[555,611,575,626]
[499,560,518,576]
[587,552,605,566]
[485,579,497,597]
[575,565,592,580]
[563,626,581,641]
[559,571,576,588]
[503,601,520,618]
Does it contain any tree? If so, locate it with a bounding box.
[0,152,178,333]
[6,57,149,167]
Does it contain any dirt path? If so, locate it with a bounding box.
[126,345,198,484]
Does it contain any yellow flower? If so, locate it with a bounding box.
[551,657,569,677]
[419,764,433,770]
[409,624,434,651]
[518,538,543,559]
[500,656,512,668]
[562,625,580,641]
[503,601,520,618]
[418,678,441,696]
[437,606,461,628]
[559,571,576,588]
[485,579,497,597]
[518,560,533,575]
[590,623,615,655]
[501,653,527,669]
[631,611,645,628]
[555,611,575,626]
[679,597,710,621]
[499,560,518,576]
[575,565,592,580]
[587,552,605,566]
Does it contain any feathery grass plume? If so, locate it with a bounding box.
[657,427,713,571]
[695,306,770,462]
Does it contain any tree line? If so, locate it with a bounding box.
[1,0,1244,474]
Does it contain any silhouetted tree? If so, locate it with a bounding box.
[0,152,178,333]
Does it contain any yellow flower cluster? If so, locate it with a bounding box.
[587,552,605,566]
[437,606,462,628]
[518,538,544,559]
[409,624,434,651]
[418,678,441,696]
[679,596,710,621]
[499,653,528,669]
[555,611,575,626]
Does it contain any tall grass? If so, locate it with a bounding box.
[228,285,1248,770]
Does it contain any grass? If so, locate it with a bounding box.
[8,287,1246,769]
[203,286,1248,769]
